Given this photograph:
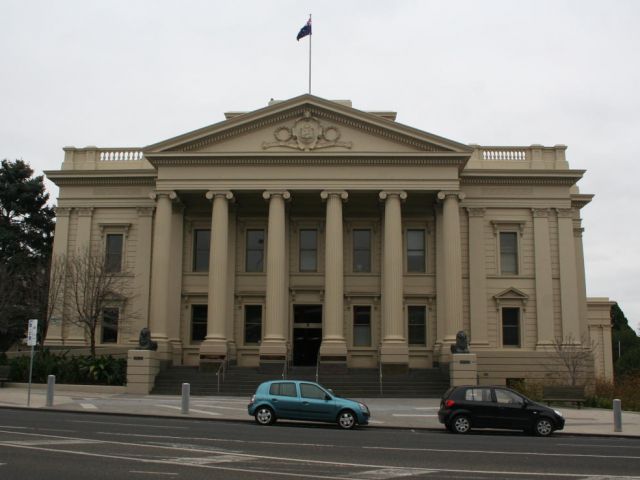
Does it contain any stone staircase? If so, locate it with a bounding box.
[151,365,449,398]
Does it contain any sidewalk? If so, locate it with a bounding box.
[1,383,638,437]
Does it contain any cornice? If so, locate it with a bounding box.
[461,170,584,186]
[45,170,156,187]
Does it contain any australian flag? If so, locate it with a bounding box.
[296,17,311,41]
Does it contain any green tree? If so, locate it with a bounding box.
[0,159,55,350]
[611,303,640,376]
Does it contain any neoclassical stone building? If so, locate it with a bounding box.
[45,94,613,384]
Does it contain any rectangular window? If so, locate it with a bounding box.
[353,229,371,273]
[502,307,520,347]
[500,232,518,275]
[269,382,297,397]
[406,229,426,273]
[101,308,119,343]
[244,305,262,344]
[191,305,208,342]
[193,229,210,272]
[299,229,318,272]
[105,234,123,273]
[246,229,265,272]
[408,305,427,345]
[353,306,371,346]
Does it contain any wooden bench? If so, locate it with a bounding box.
[542,385,586,409]
[0,365,10,388]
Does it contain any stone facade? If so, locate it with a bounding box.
[44,94,614,384]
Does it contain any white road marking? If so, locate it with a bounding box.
[413,407,439,410]
[557,443,640,449]
[391,414,437,417]
[9,438,101,446]
[0,426,27,429]
[37,428,76,433]
[165,455,248,465]
[367,420,385,424]
[80,403,97,410]
[71,420,188,429]
[156,405,221,416]
[129,471,178,476]
[353,467,435,478]
[363,445,640,460]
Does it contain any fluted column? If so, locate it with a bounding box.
[557,208,580,341]
[467,208,488,346]
[574,218,588,340]
[200,191,234,362]
[438,191,464,345]
[533,208,554,347]
[319,190,348,362]
[379,191,409,371]
[259,190,290,363]
[45,207,71,346]
[148,191,177,360]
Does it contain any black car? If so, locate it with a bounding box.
[438,385,565,436]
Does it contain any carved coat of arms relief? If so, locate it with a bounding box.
[262,110,353,152]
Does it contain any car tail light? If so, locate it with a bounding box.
[445,399,455,408]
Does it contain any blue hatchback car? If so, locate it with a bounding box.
[248,380,370,429]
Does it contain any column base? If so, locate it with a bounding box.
[199,339,227,372]
[536,341,555,351]
[318,340,348,374]
[259,339,287,371]
[380,341,409,374]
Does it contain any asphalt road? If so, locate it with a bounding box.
[0,409,639,480]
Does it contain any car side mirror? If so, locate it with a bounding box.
[325,394,332,401]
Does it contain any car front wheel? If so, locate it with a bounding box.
[337,410,356,429]
[451,415,471,434]
[255,406,276,426]
[534,417,554,436]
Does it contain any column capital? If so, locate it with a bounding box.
[466,207,485,218]
[149,190,178,201]
[262,190,291,201]
[556,208,575,218]
[54,207,72,217]
[320,190,348,201]
[379,190,407,201]
[574,227,585,238]
[437,191,465,201]
[205,190,234,201]
[76,207,94,217]
[532,208,550,218]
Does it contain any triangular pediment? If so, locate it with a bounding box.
[493,287,529,301]
[144,94,472,157]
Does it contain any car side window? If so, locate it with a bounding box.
[495,389,524,405]
[300,383,327,400]
[269,382,297,397]
[464,388,492,402]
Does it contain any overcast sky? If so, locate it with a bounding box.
[2,0,638,333]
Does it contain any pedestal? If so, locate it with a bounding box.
[127,350,160,394]
[450,353,478,387]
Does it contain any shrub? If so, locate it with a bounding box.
[8,349,126,386]
[508,379,544,402]
[584,374,640,412]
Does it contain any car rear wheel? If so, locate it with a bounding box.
[337,410,356,429]
[255,406,276,426]
[534,417,554,436]
[451,415,471,434]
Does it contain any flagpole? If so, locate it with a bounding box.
[308,14,312,94]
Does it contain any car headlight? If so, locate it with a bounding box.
[358,402,369,413]
[554,409,563,417]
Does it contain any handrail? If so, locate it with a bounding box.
[216,357,227,394]
[315,350,321,384]
[378,345,383,396]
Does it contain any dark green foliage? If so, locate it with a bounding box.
[584,375,640,412]
[8,349,126,386]
[611,303,640,376]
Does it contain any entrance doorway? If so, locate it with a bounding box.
[293,304,322,366]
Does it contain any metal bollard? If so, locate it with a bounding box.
[181,383,190,414]
[613,398,622,432]
[46,375,55,407]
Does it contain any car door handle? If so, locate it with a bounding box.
[271,398,278,402]
[303,401,310,405]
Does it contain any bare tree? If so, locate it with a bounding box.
[552,334,596,386]
[64,247,135,357]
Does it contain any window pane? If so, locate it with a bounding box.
[407,230,425,250]
[407,230,425,273]
[191,305,208,342]
[502,308,520,346]
[353,306,371,346]
[299,229,317,249]
[495,389,524,405]
[408,306,426,345]
[246,230,264,272]
[465,388,492,402]
[101,308,119,343]
[193,229,210,272]
[105,234,123,273]
[244,305,262,344]
[299,229,317,272]
[407,251,426,273]
[500,232,518,275]
[300,383,326,399]
[353,230,372,273]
